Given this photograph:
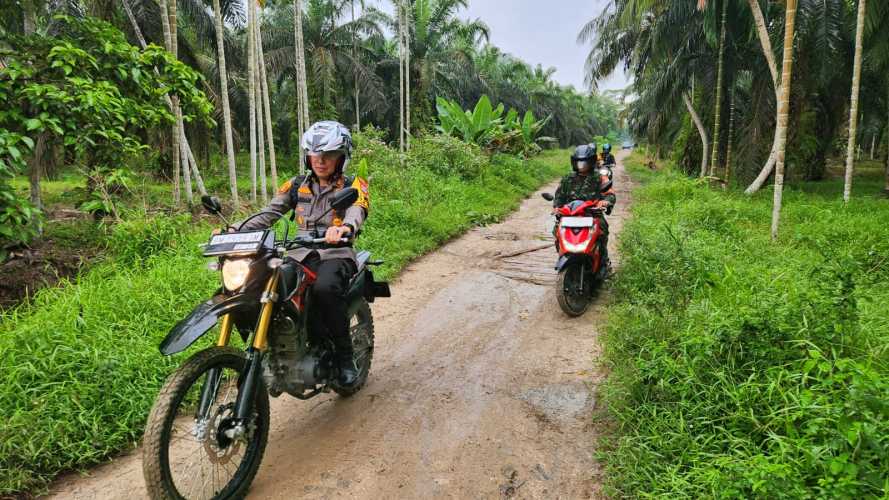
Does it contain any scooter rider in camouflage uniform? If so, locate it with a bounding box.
[236,121,369,387]
[553,144,616,266]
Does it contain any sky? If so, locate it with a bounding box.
[371,0,631,93]
[457,0,630,92]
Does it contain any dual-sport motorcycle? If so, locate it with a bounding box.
[542,193,608,316]
[142,189,390,499]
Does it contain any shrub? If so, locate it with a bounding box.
[599,155,889,498]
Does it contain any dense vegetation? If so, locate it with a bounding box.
[1,0,621,255]
[599,153,888,497]
[0,132,569,494]
[584,0,889,196]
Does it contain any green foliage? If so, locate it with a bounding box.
[0,134,566,494]
[106,212,194,266]
[0,15,212,251]
[599,154,889,498]
[435,95,550,156]
[405,133,488,180]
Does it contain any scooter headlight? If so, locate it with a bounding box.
[221,258,251,291]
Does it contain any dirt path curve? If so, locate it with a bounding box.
[47,151,633,499]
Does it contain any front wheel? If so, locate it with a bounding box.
[142,347,270,500]
[556,261,596,317]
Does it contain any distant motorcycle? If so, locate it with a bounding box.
[542,193,608,316]
[142,190,390,499]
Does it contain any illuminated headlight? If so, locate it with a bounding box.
[560,229,592,253]
[221,258,251,291]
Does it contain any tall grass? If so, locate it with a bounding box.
[0,134,566,494]
[599,153,889,498]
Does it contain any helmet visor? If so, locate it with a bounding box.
[576,160,592,170]
[306,150,344,161]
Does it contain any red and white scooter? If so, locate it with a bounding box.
[541,194,608,316]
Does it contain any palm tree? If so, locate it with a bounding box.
[256,11,278,189]
[843,0,867,204]
[247,0,257,203]
[770,0,799,241]
[389,0,489,129]
[157,0,181,204]
[293,0,309,173]
[212,0,240,207]
[708,0,729,180]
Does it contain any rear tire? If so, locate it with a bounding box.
[556,262,595,317]
[332,299,374,396]
[143,347,270,500]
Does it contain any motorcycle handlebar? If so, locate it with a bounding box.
[286,236,352,248]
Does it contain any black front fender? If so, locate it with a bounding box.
[555,254,592,272]
[160,294,254,355]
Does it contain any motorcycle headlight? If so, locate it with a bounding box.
[221,258,252,291]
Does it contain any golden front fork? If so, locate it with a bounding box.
[252,270,280,351]
[216,314,233,347]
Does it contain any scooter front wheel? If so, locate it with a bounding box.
[556,262,595,316]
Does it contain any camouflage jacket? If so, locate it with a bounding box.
[553,170,616,210]
[237,173,369,263]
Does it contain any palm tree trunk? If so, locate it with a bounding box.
[255,8,268,205]
[398,2,405,153]
[843,0,866,204]
[724,83,736,186]
[293,0,310,174]
[212,0,239,207]
[23,6,42,213]
[168,0,193,206]
[770,0,799,241]
[744,0,782,194]
[709,0,728,179]
[683,92,710,178]
[158,0,180,205]
[747,0,778,88]
[352,0,360,130]
[885,85,889,196]
[181,131,207,196]
[256,14,278,190]
[248,0,258,203]
[404,0,411,151]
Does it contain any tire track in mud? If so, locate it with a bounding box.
[46,152,633,499]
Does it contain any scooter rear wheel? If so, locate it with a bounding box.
[556,262,594,316]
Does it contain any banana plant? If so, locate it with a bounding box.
[436,95,551,155]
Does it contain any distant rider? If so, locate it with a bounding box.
[600,143,616,167]
[553,144,616,267]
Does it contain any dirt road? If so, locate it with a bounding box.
[47,152,632,499]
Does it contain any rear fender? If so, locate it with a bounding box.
[346,268,390,315]
[159,294,255,355]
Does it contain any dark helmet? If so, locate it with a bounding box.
[571,144,596,171]
[602,143,612,154]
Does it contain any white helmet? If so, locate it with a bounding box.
[301,120,352,172]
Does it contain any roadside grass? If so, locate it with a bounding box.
[0,135,566,494]
[598,152,889,498]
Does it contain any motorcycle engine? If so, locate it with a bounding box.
[262,314,329,397]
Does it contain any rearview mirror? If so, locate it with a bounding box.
[541,193,554,202]
[330,188,359,211]
[201,195,223,215]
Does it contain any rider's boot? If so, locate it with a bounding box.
[335,350,359,387]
